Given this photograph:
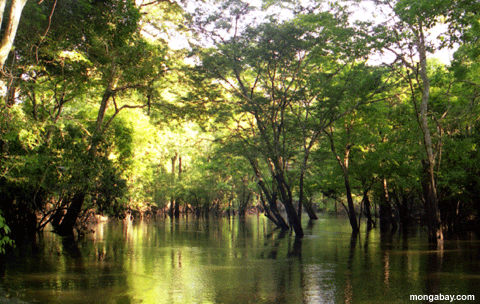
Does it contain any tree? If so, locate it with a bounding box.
[193,0,376,236]
[367,0,448,242]
[0,0,183,236]
[0,0,28,70]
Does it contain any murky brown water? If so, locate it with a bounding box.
[0,215,478,303]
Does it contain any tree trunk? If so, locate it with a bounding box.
[379,178,395,232]
[50,204,65,229]
[415,19,443,244]
[421,160,443,242]
[298,172,318,220]
[248,157,289,229]
[56,65,117,235]
[344,174,359,234]
[275,174,304,237]
[327,132,358,233]
[0,0,7,30]
[257,180,289,230]
[258,192,277,225]
[392,188,410,229]
[169,154,177,218]
[56,192,85,235]
[175,156,182,218]
[0,0,28,70]
[363,189,375,229]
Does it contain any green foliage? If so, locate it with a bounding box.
[0,211,14,254]
[1,0,480,238]
[0,0,186,234]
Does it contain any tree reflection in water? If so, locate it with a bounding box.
[0,216,478,303]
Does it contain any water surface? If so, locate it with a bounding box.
[1,215,478,303]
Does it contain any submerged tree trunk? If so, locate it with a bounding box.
[392,187,410,229]
[298,171,318,220]
[257,180,289,230]
[275,174,304,238]
[175,156,182,218]
[415,19,443,244]
[248,157,289,230]
[50,199,67,229]
[326,131,358,233]
[237,177,251,216]
[56,192,86,235]
[421,160,443,242]
[297,135,319,221]
[55,65,117,235]
[379,178,395,232]
[343,173,359,234]
[169,154,178,218]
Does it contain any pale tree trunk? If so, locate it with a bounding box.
[415,19,443,244]
[0,0,8,30]
[0,0,28,70]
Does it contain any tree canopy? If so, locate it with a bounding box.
[0,0,479,246]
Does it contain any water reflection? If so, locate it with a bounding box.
[0,216,478,303]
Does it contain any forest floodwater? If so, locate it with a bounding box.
[0,215,478,304]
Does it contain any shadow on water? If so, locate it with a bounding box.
[287,238,302,259]
[60,235,83,259]
[343,232,358,304]
[261,228,288,259]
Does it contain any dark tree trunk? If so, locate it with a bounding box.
[326,131,357,233]
[248,157,289,230]
[275,174,304,238]
[50,203,66,229]
[175,156,182,219]
[344,175,359,234]
[258,181,289,230]
[169,154,177,218]
[174,200,180,219]
[238,180,251,217]
[298,172,318,220]
[56,192,86,236]
[258,192,278,226]
[55,65,117,235]
[303,199,317,220]
[393,188,410,229]
[379,178,396,232]
[168,199,175,218]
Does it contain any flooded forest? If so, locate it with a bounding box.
[0,0,479,303]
